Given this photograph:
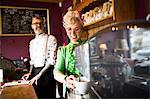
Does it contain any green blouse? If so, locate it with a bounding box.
[54,40,86,76]
[54,40,86,97]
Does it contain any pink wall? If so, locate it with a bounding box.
[61,0,73,45]
[1,0,148,60]
[135,0,150,19]
[1,36,33,60]
[1,0,64,60]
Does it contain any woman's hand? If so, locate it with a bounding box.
[65,75,76,90]
[29,73,42,85]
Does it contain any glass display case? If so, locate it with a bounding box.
[74,19,149,98]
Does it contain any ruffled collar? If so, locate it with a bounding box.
[69,39,83,47]
[66,39,83,76]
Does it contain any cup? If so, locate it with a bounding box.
[74,76,91,94]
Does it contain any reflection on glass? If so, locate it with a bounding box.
[129,28,150,60]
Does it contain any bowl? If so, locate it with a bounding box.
[74,77,91,94]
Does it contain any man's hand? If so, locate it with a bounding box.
[21,72,31,81]
[29,73,42,85]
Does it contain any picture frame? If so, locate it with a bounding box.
[0,6,50,36]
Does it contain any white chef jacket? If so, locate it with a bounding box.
[29,33,57,67]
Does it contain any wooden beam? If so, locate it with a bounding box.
[26,0,64,3]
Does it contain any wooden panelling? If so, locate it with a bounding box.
[25,0,64,3]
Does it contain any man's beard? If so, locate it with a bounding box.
[35,28,43,35]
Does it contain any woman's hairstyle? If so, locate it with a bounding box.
[63,7,83,27]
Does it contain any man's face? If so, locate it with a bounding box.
[65,22,82,43]
[31,18,44,35]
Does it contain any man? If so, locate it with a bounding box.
[22,16,57,98]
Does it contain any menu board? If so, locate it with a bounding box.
[0,6,49,35]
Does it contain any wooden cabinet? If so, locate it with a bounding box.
[73,0,95,12]
[73,0,115,26]
[73,0,135,38]
[0,84,37,99]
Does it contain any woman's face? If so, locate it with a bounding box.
[65,21,82,43]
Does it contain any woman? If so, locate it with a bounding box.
[53,8,89,99]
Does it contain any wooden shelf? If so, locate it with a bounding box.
[84,15,113,27]
[87,19,148,39]
[73,0,135,38]
[73,0,115,27]
[73,0,95,11]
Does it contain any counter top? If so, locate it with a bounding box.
[0,84,37,99]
